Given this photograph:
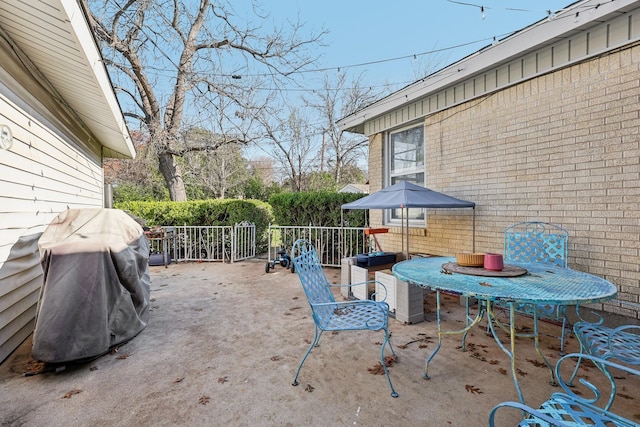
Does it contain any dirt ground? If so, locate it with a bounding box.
[1,258,638,427]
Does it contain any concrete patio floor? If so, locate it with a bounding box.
[1,258,638,426]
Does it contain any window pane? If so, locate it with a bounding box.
[386,125,425,226]
[390,126,424,173]
[391,174,424,220]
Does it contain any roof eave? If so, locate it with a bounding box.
[337,0,637,134]
[66,1,135,159]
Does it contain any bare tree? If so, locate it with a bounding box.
[183,138,249,198]
[304,72,380,185]
[261,107,317,191]
[83,0,324,200]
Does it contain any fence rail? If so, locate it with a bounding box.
[147,223,256,263]
[148,223,372,267]
[267,224,370,267]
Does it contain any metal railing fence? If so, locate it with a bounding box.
[148,223,371,267]
[147,222,256,263]
[267,224,370,267]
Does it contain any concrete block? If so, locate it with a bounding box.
[374,271,396,313]
[350,265,371,300]
[340,257,356,299]
[395,279,425,324]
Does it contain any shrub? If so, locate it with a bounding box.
[269,191,366,227]
[115,199,273,251]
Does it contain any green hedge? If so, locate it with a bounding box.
[269,191,366,227]
[115,199,273,250]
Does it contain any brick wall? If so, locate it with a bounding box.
[367,44,640,318]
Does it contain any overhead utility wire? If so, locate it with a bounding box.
[102,0,572,86]
[217,37,492,78]
[341,1,613,121]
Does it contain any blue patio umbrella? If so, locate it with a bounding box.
[342,181,476,258]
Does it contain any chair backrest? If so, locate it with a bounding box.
[292,239,336,306]
[504,221,568,268]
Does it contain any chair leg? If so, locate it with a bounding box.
[567,339,586,387]
[386,333,397,358]
[567,352,617,411]
[381,328,399,398]
[292,325,323,387]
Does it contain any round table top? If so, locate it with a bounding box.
[392,257,618,305]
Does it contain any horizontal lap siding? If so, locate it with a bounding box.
[0,93,104,363]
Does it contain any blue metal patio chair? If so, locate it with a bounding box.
[489,353,640,426]
[494,221,571,353]
[568,321,640,410]
[290,239,398,398]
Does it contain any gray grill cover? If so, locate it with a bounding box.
[33,209,150,363]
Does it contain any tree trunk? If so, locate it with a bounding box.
[158,151,188,201]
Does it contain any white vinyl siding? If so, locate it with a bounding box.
[0,91,104,363]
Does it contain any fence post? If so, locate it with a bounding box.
[230,224,235,263]
[268,223,272,263]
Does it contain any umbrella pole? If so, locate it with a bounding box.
[405,207,409,260]
[400,207,404,259]
[472,208,476,253]
[341,209,344,258]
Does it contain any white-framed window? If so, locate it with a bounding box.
[385,124,425,226]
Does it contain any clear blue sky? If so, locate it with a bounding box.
[259,0,573,91]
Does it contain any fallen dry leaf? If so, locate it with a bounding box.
[199,395,210,405]
[218,376,229,384]
[384,355,397,367]
[367,356,396,376]
[498,368,507,375]
[63,389,82,399]
[270,355,281,361]
[174,377,185,383]
[289,306,302,311]
[465,384,483,394]
[526,358,547,368]
[368,362,385,375]
[469,351,486,362]
[399,336,433,349]
[116,353,130,360]
[304,384,314,392]
[89,366,98,371]
[25,360,46,375]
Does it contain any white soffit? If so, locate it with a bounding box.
[0,0,135,159]
[338,0,640,134]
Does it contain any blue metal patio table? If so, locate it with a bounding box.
[392,256,618,403]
